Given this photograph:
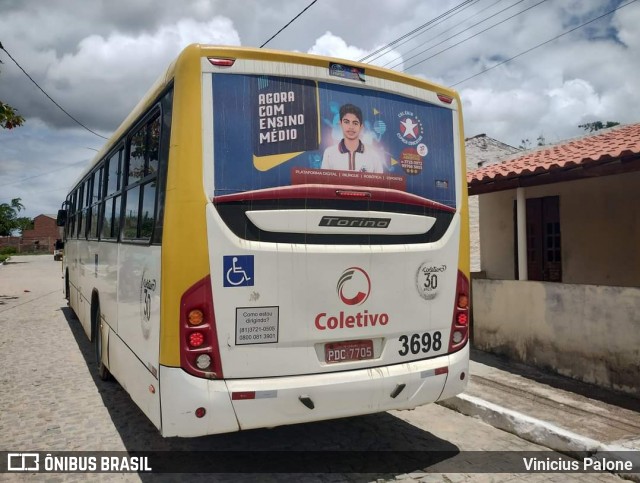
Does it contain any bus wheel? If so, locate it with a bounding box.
[64,271,70,303]
[94,304,112,381]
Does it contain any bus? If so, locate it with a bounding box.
[58,44,470,437]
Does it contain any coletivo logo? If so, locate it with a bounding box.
[315,310,389,330]
[337,267,371,305]
[314,268,390,331]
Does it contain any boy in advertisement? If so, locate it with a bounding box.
[320,104,386,173]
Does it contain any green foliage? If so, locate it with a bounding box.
[518,134,545,150]
[0,246,16,262]
[15,217,34,234]
[578,121,620,132]
[518,139,532,149]
[0,100,25,129]
[0,64,25,129]
[0,198,26,236]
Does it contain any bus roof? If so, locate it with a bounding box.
[69,44,460,191]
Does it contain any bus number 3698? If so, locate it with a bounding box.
[398,332,442,356]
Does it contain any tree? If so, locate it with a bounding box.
[518,134,545,150]
[518,138,532,149]
[0,57,25,129]
[0,101,25,129]
[578,121,620,132]
[0,198,26,236]
[15,217,34,235]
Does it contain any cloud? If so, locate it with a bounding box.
[1,0,640,220]
[1,16,240,131]
[461,86,546,145]
[614,1,640,48]
[307,31,406,72]
[544,79,605,125]
[0,120,96,217]
[47,16,239,128]
[307,31,368,61]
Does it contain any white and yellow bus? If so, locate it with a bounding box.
[59,44,470,437]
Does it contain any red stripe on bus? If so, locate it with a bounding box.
[435,366,449,375]
[232,391,256,400]
[213,185,456,213]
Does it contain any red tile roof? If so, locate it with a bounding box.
[468,123,640,186]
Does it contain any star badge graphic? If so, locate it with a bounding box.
[400,117,419,139]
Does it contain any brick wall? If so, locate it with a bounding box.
[22,215,60,239]
[0,214,62,254]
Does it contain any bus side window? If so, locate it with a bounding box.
[76,185,84,239]
[123,112,160,242]
[123,186,141,240]
[148,116,160,176]
[129,126,146,185]
[140,181,156,240]
[106,149,122,196]
[100,148,124,241]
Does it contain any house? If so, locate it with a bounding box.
[20,214,62,253]
[465,134,521,272]
[467,123,640,398]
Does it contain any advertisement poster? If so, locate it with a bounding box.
[212,74,456,208]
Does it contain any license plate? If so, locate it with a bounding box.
[325,340,374,363]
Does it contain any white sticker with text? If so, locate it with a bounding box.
[235,306,279,345]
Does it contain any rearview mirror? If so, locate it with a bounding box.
[56,209,67,227]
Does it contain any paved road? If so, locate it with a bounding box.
[0,255,625,482]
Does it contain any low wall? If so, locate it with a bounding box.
[0,236,56,254]
[471,279,640,398]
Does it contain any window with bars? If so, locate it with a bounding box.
[122,113,161,242]
[62,88,171,247]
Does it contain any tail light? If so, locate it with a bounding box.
[180,275,223,379]
[335,190,372,199]
[448,270,470,352]
[207,57,235,67]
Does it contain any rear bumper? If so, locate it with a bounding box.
[159,343,468,437]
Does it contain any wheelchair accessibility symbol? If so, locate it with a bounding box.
[223,255,254,287]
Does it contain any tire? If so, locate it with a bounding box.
[64,272,70,302]
[94,304,112,381]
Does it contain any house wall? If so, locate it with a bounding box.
[478,170,640,286]
[465,135,520,272]
[22,215,61,240]
[469,196,480,272]
[19,215,62,254]
[477,189,515,279]
[472,279,640,397]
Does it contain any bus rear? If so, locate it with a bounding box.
[160,46,469,437]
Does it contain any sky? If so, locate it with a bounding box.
[1,0,639,218]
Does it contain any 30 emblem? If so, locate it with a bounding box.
[416,262,446,300]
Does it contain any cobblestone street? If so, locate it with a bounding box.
[0,256,627,482]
